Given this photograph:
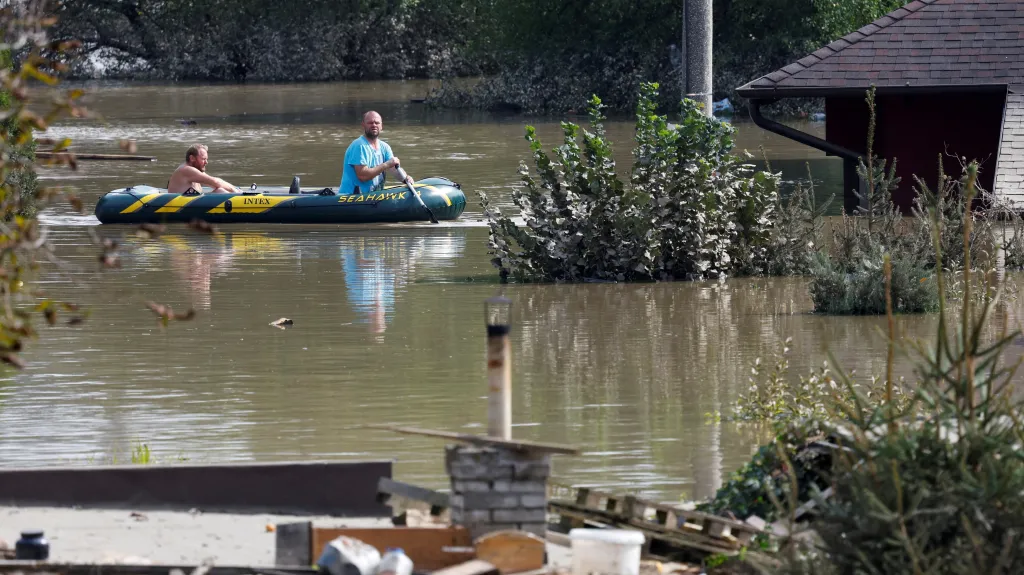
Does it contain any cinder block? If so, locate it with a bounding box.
[512,461,551,479]
[492,509,548,523]
[463,493,520,509]
[518,522,547,538]
[452,480,491,493]
[450,462,514,480]
[509,480,547,494]
[519,494,547,509]
[463,509,493,523]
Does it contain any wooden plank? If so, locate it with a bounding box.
[474,530,546,573]
[432,560,500,575]
[36,151,156,161]
[311,527,474,571]
[377,477,451,511]
[552,480,761,540]
[0,563,315,575]
[550,506,738,558]
[364,424,581,455]
[275,521,312,567]
[622,495,645,520]
[559,487,590,531]
[548,502,743,554]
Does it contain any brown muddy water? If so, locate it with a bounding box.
[1,79,1018,504]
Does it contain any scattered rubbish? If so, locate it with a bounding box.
[130,511,148,521]
[269,317,294,329]
[809,112,826,122]
[712,98,733,114]
[378,547,414,575]
[570,528,644,575]
[15,529,49,560]
[0,537,13,560]
[310,526,473,570]
[265,523,276,533]
[316,535,382,575]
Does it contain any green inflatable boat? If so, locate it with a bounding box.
[94,177,466,224]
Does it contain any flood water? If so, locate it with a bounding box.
[0,79,1013,503]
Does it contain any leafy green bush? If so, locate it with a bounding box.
[698,420,830,523]
[702,337,913,524]
[481,82,797,283]
[808,249,938,315]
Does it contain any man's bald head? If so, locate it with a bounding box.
[362,111,383,141]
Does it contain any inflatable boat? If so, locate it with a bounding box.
[94,177,466,224]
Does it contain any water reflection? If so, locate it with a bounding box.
[341,234,466,339]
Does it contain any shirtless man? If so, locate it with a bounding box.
[167,144,240,194]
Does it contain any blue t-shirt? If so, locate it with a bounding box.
[339,136,394,195]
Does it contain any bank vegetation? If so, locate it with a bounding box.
[54,0,903,114]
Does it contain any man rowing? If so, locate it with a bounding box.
[339,111,415,195]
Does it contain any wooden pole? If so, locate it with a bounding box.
[36,152,156,161]
[485,298,512,440]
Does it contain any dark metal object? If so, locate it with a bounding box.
[0,461,392,517]
[15,530,49,560]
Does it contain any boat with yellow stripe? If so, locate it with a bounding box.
[94,177,466,224]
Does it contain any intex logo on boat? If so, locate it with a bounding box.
[243,197,272,205]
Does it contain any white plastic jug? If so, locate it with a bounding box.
[316,535,382,575]
[377,548,414,575]
[569,528,645,575]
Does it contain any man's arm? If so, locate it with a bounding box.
[354,158,398,182]
[355,159,413,185]
[177,166,240,193]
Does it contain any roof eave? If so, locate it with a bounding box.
[736,83,1011,100]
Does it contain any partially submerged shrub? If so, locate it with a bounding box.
[808,248,938,315]
[481,82,800,283]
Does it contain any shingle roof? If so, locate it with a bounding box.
[736,0,1024,98]
[995,86,1024,206]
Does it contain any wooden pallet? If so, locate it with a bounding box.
[546,481,765,558]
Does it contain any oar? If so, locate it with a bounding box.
[395,164,439,224]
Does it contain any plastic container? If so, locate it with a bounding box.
[15,530,49,560]
[377,547,413,575]
[316,535,381,575]
[569,528,645,575]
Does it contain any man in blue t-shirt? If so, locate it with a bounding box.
[339,111,415,195]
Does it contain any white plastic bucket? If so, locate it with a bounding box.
[569,528,645,575]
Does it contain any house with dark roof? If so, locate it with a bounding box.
[735,0,1024,213]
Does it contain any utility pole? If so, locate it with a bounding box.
[682,0,713,116]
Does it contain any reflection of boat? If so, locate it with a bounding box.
[94,177,466,224]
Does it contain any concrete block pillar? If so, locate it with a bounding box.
[445,445,550,539]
